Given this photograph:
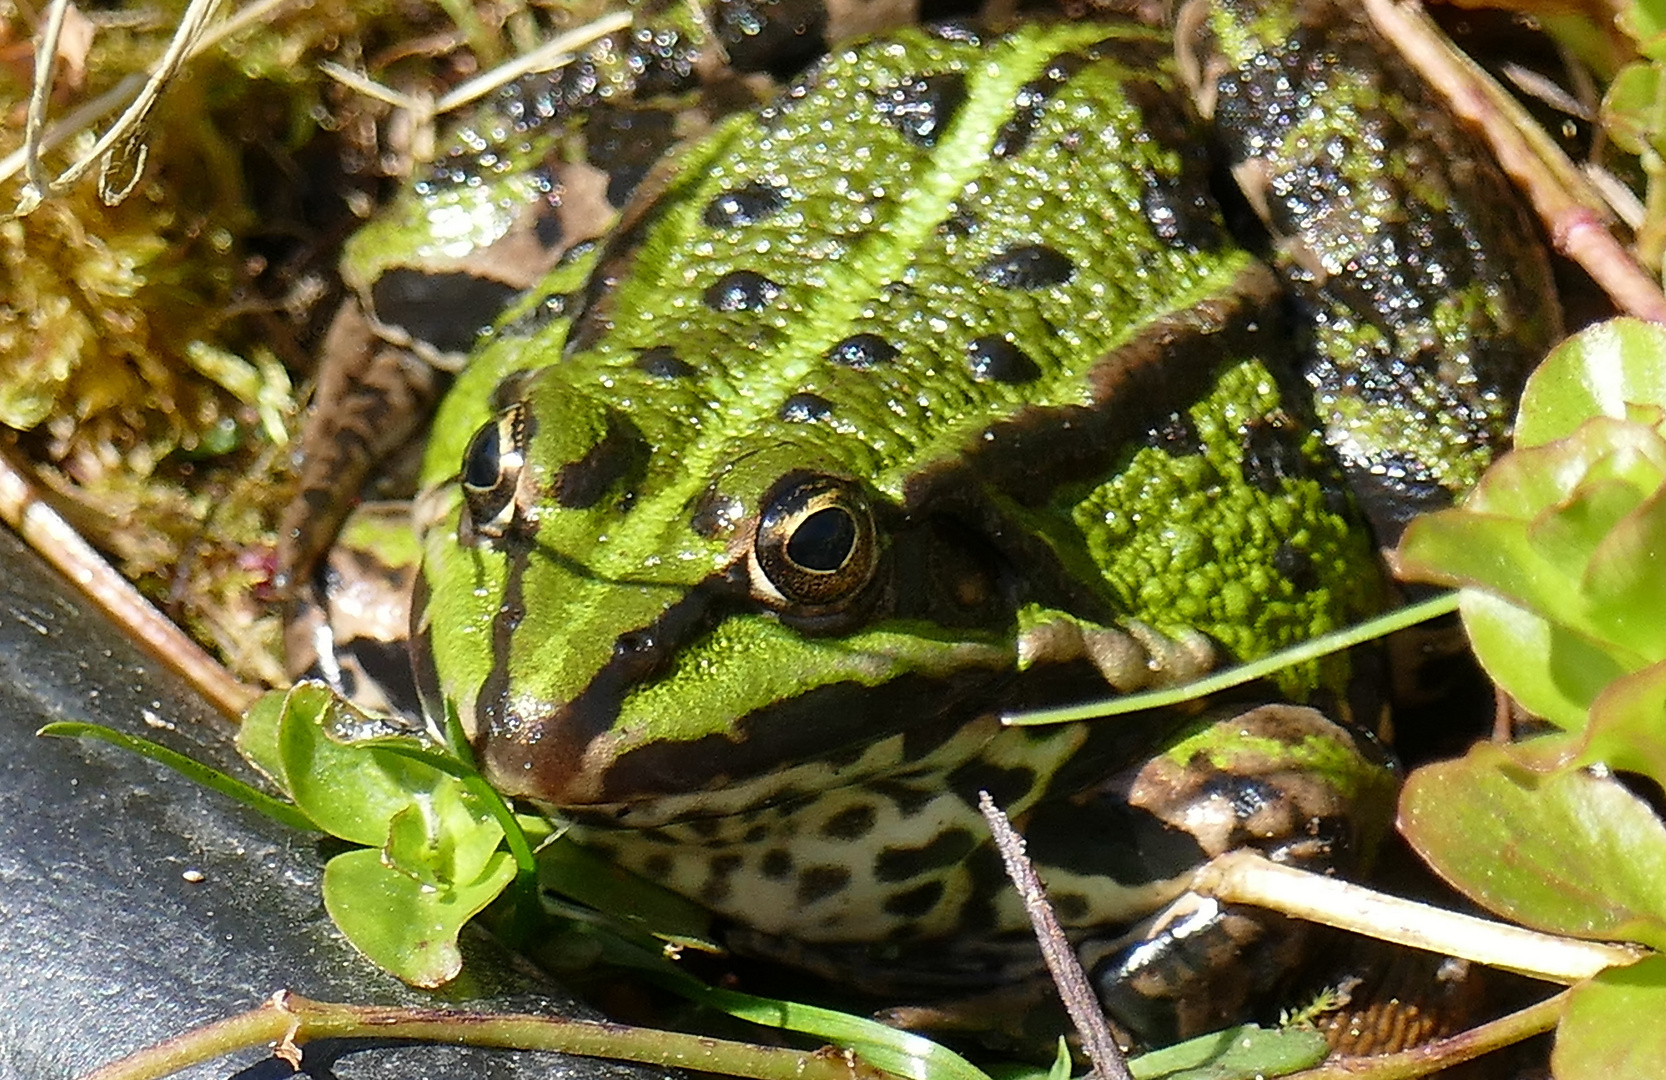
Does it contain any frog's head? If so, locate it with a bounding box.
[413,364,1026,819]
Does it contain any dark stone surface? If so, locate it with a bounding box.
[0,524,671,1080]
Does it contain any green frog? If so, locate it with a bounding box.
[286,0,1559,1045]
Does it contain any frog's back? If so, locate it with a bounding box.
[536,23,1270,554]
[423,17,1399,809]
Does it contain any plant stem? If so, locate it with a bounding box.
[978,792,1131,1080]
[0,447,256,719]
[77,992,896,1080]
[1286,990,1567,1079]
[1362,0,1666,322]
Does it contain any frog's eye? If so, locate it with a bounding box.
[460,404,527,540]
[751,475,880,609]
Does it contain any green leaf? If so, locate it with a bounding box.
[1515,318,1666,448]
[40,720,319,834]
[274,682,455,848]
[1127,1025,1328,1079]
[1552,955,1666,1079]
[1400,422,1666,645]
[1396,417,1666,725]
[234,688,289,788]
[382,781,505,889]
[1620,0,1666,58]
[1399,741,1666,951]
[375,735,545,938]
[1582,481,1666,658]
[665,979,991,1080]
[1459,589,1630,731]
[1579,661,1666,783]
[323,846,517,987]
[1601,64,1666,158]
[1044,1039,1072,1080]
[538,836,719,953]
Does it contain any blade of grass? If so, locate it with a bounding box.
[653,973,993,1080]
[39,721,318,833]
[1005,594,1459,726]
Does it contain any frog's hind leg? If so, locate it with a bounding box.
[1042,703,1397,1045]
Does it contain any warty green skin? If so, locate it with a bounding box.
[389,1,1554,1035]
[1181,0,1560,532]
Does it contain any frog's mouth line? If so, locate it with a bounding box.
[470,594,1127,819]
[476,581,1019,809]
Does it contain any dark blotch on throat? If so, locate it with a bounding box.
[882,880,945,919]
[821,803,878,841]
[796,865,852,904]
[874,828,977,883]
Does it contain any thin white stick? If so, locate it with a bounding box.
[435,12,632,114]
[1193,850,1644,985]
[2,0,299,196]
[53,0,225,198]
[22,0,73,200]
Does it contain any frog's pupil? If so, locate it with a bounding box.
[463,422,502,490]
[787,507,856,572]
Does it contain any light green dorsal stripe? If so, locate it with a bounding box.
[586,23,1147,564]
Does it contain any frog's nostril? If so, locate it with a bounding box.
[612,629,668,682]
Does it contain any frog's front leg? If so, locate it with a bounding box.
[1049,703,1396,1044]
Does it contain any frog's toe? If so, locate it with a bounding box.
[1085,893,1311,1046]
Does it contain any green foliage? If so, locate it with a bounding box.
[1124,1026,1328,1079]
[1401,743,1666,952]
[989,1027,1327,1080]
[1395,318,1666,1078]
[238,683,526,985]
[1553,956,1666,1076]
[37,719,317,834]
